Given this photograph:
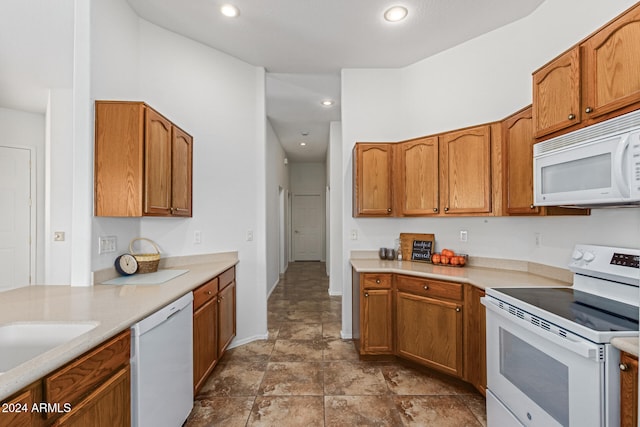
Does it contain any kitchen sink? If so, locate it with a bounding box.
[0,321,99,373]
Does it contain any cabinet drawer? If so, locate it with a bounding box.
[396,275,463,301]
[193,277,218,310]
[44,330,130,416]
[362,273,392,289]
[219,267,235,290]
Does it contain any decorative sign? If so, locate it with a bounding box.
[411,239,433,262]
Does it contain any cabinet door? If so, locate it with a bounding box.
[218,281,236,357]
[52,366,130,427]
[398,137,439,215]
[532,47,581,137]
[582,4,640,120]
[171,126,193,216]
[360,288,393,354]
[440,125,491,214]
[0,386,37,427]
[144,107,173,215]
[503,106,540,215]
[396,291,463,377]
[194,296,218,394]
[353,143,393,216]
[463,285,486,396]
[620,352,638,427]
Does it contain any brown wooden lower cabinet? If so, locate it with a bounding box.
[0,330,131,427]
[193,266,237,395]
[354,271,486,394]
[620,351,638,427]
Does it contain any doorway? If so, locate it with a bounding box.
[291,194,323,261]
[0,146,34,290]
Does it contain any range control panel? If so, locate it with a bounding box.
[611,253,640,269]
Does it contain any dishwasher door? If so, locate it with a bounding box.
[131,292,193,427]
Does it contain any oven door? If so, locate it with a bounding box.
[485,301,605,427]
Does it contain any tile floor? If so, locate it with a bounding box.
[185,262,487,426]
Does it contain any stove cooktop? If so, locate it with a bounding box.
[490,287,639,333]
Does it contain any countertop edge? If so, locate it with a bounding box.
[0,254,238,401]
[611,337,639,357]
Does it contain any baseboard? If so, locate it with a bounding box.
[227,332,269,350]
[340,330,353,340]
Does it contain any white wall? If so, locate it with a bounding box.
[339,0,640,338]
[328,121,343,295]
[0,108,45,284]
[89,0,269,344]
[266,119,290,296]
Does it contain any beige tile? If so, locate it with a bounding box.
[225,339,274,362]
[323,339,360,361]
[322,322,343,339]
[185,397,253,427]
[278,322,322,340]
[458,394,488,427]
[394,395,482,426]
[271,339,324,362]
[381,364,474,395]
[324,395,402,426]
[199,361,267,397]
[259,362,324,396]
[248,396,324,427]
[324,361,389,395]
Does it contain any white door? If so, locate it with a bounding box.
[0,146,32,290]
[292,194,322,261]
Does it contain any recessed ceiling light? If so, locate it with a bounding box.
[384,6,408,22]
[221,4,240,18]
[300,142,307,146]
[321,100,334,107]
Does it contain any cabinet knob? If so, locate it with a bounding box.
[456,307,461,312]
[364,292,369,297]
[387,208,392,213]
[376,279,381,284]
[444,207,449,212]
[585,107,593,114]
[423,285,429,290]
[568,113,576,120]
[620,363,629,371]
[207,291,212,295]
[433,208,438,213]
[530,204,535,209]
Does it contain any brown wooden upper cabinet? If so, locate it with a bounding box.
[440,125,493,215]
[95,101,193,217]
[353,123,502,217]
[353,143,394,217]
[532,47,581,138]
[397,137,439,216]
[502,106,590,217]
[533,3,640,138]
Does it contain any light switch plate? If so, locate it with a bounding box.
[98,235,117,254]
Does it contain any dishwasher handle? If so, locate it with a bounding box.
[133,292,193,337]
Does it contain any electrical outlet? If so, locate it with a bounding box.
[247,230,254,241]
[535,232,542,247]
[350,229,358,240]
[54,231,65,242]
[459,230,468,243]
[98,235,116,253]
[194,230,202,244]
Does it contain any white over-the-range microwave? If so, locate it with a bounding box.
[534,109,640,208]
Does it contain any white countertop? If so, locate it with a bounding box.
[0,252,238,400]
[350,258,571,290]
[611,337,640,357]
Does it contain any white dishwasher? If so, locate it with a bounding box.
[131,292,193,427]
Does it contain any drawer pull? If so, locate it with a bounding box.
[364,293,369,297]
[376,279,381,284]
[423,285,429,290]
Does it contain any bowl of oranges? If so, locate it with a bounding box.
[430,249,468,267]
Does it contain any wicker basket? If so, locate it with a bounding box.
[129,238,161,274]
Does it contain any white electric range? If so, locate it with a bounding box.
[482,244,639,427]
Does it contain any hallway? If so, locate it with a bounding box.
[185,262,486,426]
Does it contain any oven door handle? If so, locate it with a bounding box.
[484,299,601,361]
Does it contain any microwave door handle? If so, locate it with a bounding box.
[613,134,630,195]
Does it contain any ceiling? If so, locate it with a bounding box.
[1,0,545,161]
